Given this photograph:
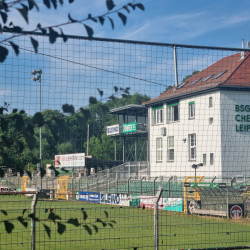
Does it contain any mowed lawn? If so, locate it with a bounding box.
[0,195,250,250]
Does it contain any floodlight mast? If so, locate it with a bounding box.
[31,69,42,190]
[192,163,203,183]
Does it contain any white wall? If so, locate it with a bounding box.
[220,90,250,178]
[149,91,222,178]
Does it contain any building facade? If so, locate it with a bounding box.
[143,52,250,179]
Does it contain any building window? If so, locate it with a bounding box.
[189,101,195,118]
[189,134,196,160]
[152,107,163,125]
[209,97,213,107]
[203,154,206,166]
[156,138,162,161]
[209,117,213,125]
[167,103,179,122]
[210,153,214,165]
[168,136,174,161]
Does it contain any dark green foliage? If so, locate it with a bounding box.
[84,24,93,38]
[4,221,14,234]
[0,45,8,62]
[92,224,98,233]
[17,217,28,228]
[106,0,115,11]
[96,218,107,227]
[67,218,80,227]
[33,112,44,127]
[118,12,127,25]
[43,223,51,238]
[17,4,29,24]
[57,222,66,234]
[83,225,92,235]
[30,37,38,53]
[48,212,62,222]
[1,210,7,215]
[182,70,200,82]
[108,17,114,29]
[49,27,58,44]
[98,16,105,25]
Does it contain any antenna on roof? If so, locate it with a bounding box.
[241,39,245,60]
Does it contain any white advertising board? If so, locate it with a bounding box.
[119,194,131,206]
[55,153,85,168]
[106,124,119,136]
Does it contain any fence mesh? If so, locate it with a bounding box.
[1,30,250,249]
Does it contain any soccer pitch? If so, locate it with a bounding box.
[0,195,250,250]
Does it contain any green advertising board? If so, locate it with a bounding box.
[123,122,137,133]
[184,182,227,188]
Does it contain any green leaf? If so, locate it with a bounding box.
[88,14,97,22]
[48,212,62,221]
[1,118,9,132]
[43,0,51,8]
[0,23,2,34]
[20,110,25,114]
[118,12,127,25]
[26,124,34,136]
[108,223,113,228]
[17,4,29,24]
[97,88,103,97]
[50,0,57,9]
[128,3,135,10]
[0,168,5,178]
[89,97,97,105]
[62,104,75,114]
[109,95,115,101]
[13,114,25,131]
[46,121,59,142]
[123,5,130,13]
[69,0,74,3]
[53,117,65,128]
[59,28,68,42]
[96,218,107,227]
[104,211,108,218]
[134,3,145,11]
[77,115,86,127]
[31,157,40,164]
[108,17,114,29]
[1,210,7,215]
[12,26,23,33]
[0,45,8,62]
[98,16,105,25]
[4,221,14,234]
[24,133,36,150]
[84,24,93,38]
[49,27,58,44]
[114,86,118,92]
[124,87,130,94]
[83,225,92,235]
[43,224,51,238]
[17,217,28,228]
[57,222,66,235]
[68,13,77,23]
[82,210,88,220]
[0,11,7,24]
[30,37,39,53]
[106,0,115,11]
[67,218,80,227]
[92,225,98,233]
[79,108,91,119]
[37,23,47,34]
[59,0,63,5]
[32,112,44,127]
[12,108,18,113]
[28,0,39,11]
[110,220,116,224]
[41,168,46,178]
[25,170,32,180]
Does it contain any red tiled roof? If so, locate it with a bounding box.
[143,52,250,105]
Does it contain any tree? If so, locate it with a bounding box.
[0,0,145,63]
[182,70,200,82]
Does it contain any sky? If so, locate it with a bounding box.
[1,0,250,114]
[4,0,250,48]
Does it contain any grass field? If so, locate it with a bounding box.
[0,195,250,250]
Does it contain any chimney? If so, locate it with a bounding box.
[241,39,245,60]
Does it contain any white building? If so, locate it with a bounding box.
[143,52,250,179]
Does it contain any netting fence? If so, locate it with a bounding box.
[1,29,250,249]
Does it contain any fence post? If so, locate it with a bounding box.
[168,176,173,197]
[106,177,110,193]
[154,186,163,250]
[127,177,132,194]
[140,177,145,195]
[116,177,120,193]
[31,192,38,250]
[96,177,100,192]
[86,177,89,192]
[153,177,158,195]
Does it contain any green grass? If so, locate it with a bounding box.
[0,196,250,250]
